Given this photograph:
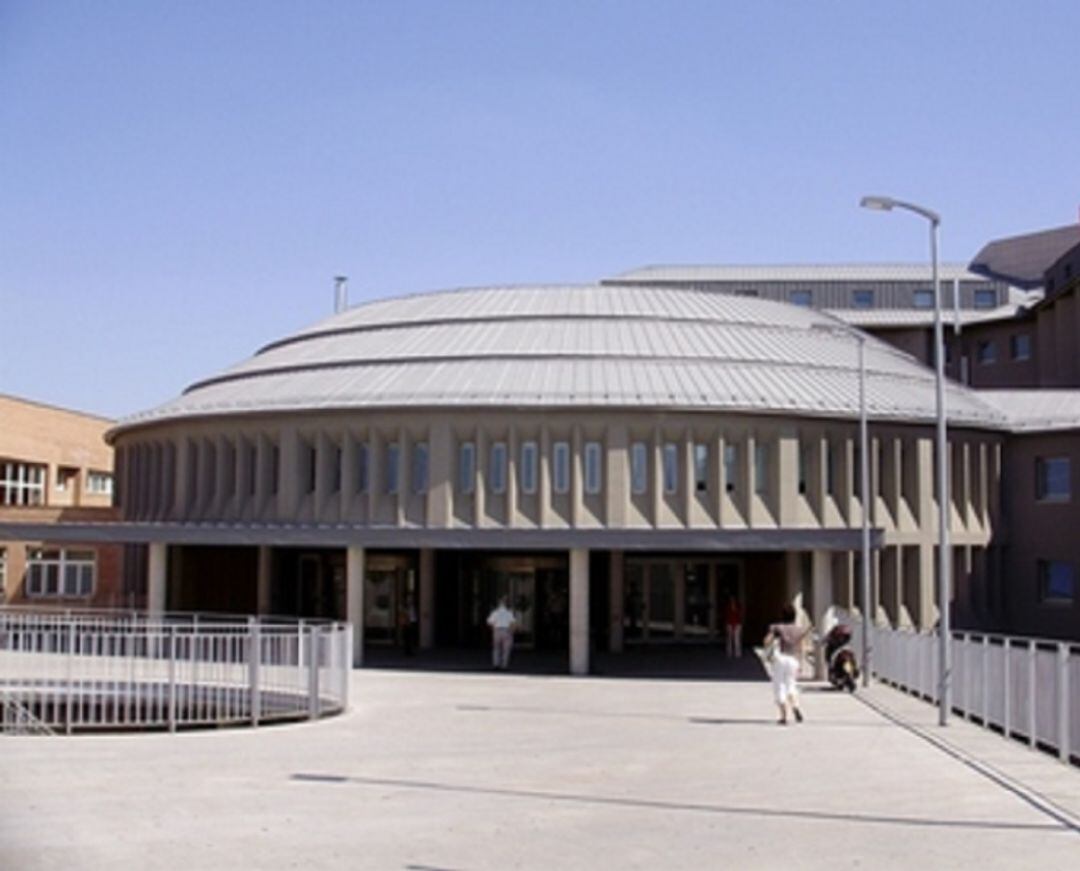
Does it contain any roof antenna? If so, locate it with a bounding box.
[333,275,348,314]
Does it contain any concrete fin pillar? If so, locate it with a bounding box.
[147,542,167,616]
[569,547,590,675]
[346,545,365,666]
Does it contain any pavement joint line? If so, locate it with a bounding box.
[854,684,1080,837]
[288,772,1063,833]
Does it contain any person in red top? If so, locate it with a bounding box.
[724,595,743,658]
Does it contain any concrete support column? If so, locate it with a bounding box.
[419,547,435,650]
[609,550,624,653]
[810,550,834,680]
[346,545,365,666]
[569,547,590,676]
[147,542,167,616]
[256,546,272,615]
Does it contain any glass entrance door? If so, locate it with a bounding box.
[364,556,416,646]
[624,558,737,644]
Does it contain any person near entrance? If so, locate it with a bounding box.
[487,597,518,670]
[764,605,810,725]
[724,595,743,658]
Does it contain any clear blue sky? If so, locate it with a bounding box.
[2,1,1077,419]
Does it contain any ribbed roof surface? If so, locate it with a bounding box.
[115,284,1014,435]
[969,224,1080,289]
[974,390,1080,432]
[608,263,986,283]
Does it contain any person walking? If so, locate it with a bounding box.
[487,596,518,670]
[724,595,743,658]
[763,604,811,725]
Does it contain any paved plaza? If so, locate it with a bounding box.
[1,666,1077,870]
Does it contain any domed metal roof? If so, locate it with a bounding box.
[114,283,1008,434]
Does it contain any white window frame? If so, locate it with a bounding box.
[458,442,476,495]
[630,442,648,496]
[519,441,538,495]
[1,459,46,506]
[552,441,570,495]
[584,441,602,495]
[26,548,95,598]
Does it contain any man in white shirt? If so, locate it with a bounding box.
[486,597,518,670]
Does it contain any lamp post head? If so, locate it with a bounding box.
[860,195,895,212]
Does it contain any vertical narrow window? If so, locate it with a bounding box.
[412,442,429,494]
[459,441,476,494]
[1035,457,1071,501]
[332,445,342,493]
[552,441,570,495]
[270,444,280,495]
[853,443,862,499]
[754,442,768,496]
[825,440,836,497]
[798,441,810,495]
[248,444,257,496]
[490,441,507,495]
[305,442,317,494]
[1038,560,1075,603]
[662,443,678,494]
[724,443,737,494]
[630,441,648,495]
[520,441,538,495]
[357,444,369,494]
[584,441,602,495]
[385,444,400,495]
[693,443,709,493]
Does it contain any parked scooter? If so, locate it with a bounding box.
[824,624,859,692]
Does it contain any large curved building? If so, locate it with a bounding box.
[101,283,1009,670]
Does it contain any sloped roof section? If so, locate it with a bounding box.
[113,284,1013,438]
[974,390,1080,433]
[607,263,984,284]
[969,224,1080,289]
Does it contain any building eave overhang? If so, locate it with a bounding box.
[0,521,884,552]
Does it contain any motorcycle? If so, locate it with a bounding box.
[824,624,859,692]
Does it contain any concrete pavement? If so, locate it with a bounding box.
[1,668,1077,870]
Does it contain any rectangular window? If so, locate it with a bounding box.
[490,442,508,495]
[332,446,342,493]
[853,443,862,498]
[385,444,400,494]
[519,441,538,495]
[55,466,77,492]
[1010,334,1032,361]
[26,548,95,598]
[662,443,679,494]
[852,289,874,309]
[693,443,709,493]
[458,442,476,494]
[356,444,370,494]
[976,340,996,365]
[913,289,934,309]
[790,289,812,307]
[412,442,429,494]
[754,442,768,496]
[305,443,317,494]
[552,441,570,495]
[724,443,737,494]
[1035,457,1070,502]
[0,459,46,506]
[974,288,997,309]
[630,442,648,496]
[798,441,810,495]
[584,441,602,495]
[825,440,836,497]
[1038,560,1075,604]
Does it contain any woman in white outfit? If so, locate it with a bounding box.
[764,605,810,725]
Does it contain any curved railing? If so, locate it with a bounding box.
[0,608,352,735]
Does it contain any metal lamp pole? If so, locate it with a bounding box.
[860,195,950,726]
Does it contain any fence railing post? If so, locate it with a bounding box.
[249,617,261,728]
[1027,641,1037,749]
[1003,637,1011,738]
[1057,643,1069,763]
[982,635,989,726]
[308,626,319,720]
[168,626,177,733]
[65,622,75,735]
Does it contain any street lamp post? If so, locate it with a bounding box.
[860,195,950,726]
[812,323,871,686]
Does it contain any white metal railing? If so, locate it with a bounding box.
[841,612,1078,767]
[0,608,352,735]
